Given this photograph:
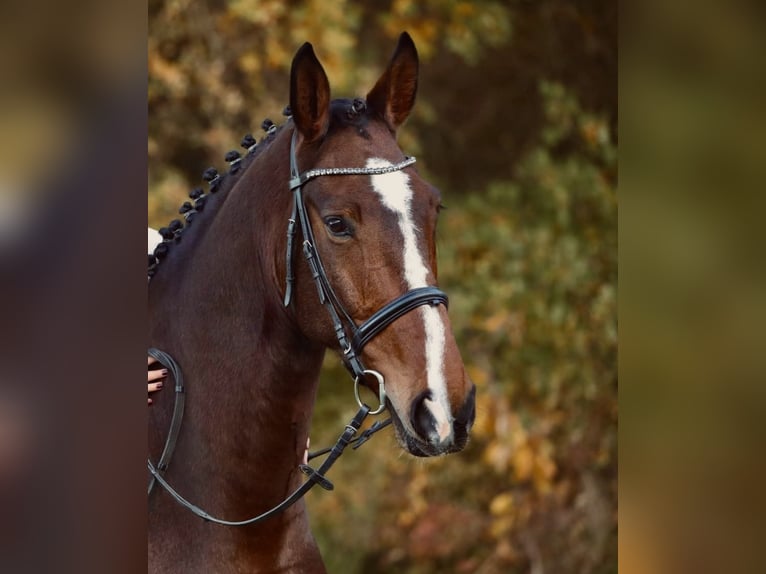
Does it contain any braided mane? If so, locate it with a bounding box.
[148,98,370,278]
[148,107,292,278]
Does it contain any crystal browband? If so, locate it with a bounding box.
[289,157,417,191]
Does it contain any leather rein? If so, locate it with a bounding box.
[148,128,449,526]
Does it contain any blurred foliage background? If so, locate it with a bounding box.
[149,1,616,572]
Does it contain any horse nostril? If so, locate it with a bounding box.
[412,393,435,442]
[456,384,477,427]
[410,391,453,447]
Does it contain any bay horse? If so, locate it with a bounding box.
[148,32,476,573]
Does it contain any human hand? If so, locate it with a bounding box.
[148,356,168,405]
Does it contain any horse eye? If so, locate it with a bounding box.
[323,216,352,237]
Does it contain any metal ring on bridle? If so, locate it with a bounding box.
[354,369,387,415]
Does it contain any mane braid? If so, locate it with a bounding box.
[148,116,290,278]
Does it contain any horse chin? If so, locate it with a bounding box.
[386,401,470,458]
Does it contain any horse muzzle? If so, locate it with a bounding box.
[390,384,476,457]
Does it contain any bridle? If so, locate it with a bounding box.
[284,129,448,411]
[148,127,450,526]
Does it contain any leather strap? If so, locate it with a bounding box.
[147,404,371,526]
[351,287,448,352]
[147,347,186,495]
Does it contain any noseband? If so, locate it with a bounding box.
[283,130,448,406]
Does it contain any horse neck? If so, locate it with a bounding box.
[149,129,326,510]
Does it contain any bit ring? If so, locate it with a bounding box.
[354,370,386,415]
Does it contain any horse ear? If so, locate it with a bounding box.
[366,32,419,132]
[290,42,331,143]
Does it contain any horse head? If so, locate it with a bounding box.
[285,33,476,457]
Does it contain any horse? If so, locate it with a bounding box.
[148,32,476,573]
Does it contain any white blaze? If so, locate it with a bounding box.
[367,159,452,439]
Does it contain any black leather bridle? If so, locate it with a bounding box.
[147,128,450,526]
[284,130,448,410]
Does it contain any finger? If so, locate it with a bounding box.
[148,369,167,383]
[148,398,153,405]
[148,356,158,366]
[148,382,163,393]
[302,437,310,465]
